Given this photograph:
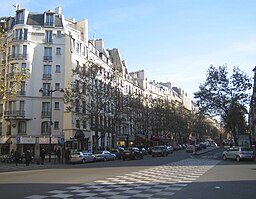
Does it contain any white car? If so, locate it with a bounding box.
[70,151,96,164]
[222,146,255,162]
[95,150,116,161]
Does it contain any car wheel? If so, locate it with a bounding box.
[104,157,107,161]
[113,157,115,161]
[223,155,227,160]
[236,156,241,162]
[82,159,86,164]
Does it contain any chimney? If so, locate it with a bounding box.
[55,7,62,15]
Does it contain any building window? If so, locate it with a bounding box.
[44,47,52,61]
[42,83,51,96]
[82,46,86,56]
[41,121,49,134]
[16,11,24,24]
[43,65,51,79]
[14,29,22,40]
[22,45,27,59]
[18,121,26,134]
[42,102,50,117]
[24,29,28,40]
[45,30,53,42]
[57,31,61,38]
[45,13,54,26]
[56,47,61,55]
[76,120,80,129]
[56,65,61,73]
[76,42,80,53]
[82,101,86,114]
[54,121,59,129]
[82,120,87,129]
[55,83,60,90]
[21,62,26,71]
[54,102,60,110]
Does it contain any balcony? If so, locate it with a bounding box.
[43,56,53,62]
[41,111,50,118]
[42,74,52,80]
[8,54,27,61]
[4,110,25,118]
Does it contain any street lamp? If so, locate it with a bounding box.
[39,87,64,162]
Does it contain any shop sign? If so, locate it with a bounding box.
[39,137,59,144]
[39,137,49,144]
[20,137,36,144]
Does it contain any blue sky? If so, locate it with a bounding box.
[1,0,256,98]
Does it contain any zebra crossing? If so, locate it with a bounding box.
[24,158,220,199]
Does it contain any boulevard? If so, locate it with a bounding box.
[0,148,255,199]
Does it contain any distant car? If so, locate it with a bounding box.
[222,146,255,162]
[123,147,143,160]
[81,152,96,163]
[95,150,116,161]
[110,147,124,159]
[167,146,174,154]
[186,145,196,153]
[152,146,168,157]
[70,151,88,164]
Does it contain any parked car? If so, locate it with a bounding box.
[81,152,96,163]
[186,145,196,153]
[123,147,143,160]
[95,150,116,161]
[222,146,255,162]
[152,146,168,157]
[70,151,87,164]
[110,147,124,159]
[167,146,174,154]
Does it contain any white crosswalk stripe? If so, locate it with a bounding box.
[24,158,220,199]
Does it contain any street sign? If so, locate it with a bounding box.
[59,137,65,145]
[16,136,20,144]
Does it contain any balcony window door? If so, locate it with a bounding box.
[45,14,54,26]
[43,65,51,79]
[41,121,49,134]
[22,45,27,59]
[18,121,26,135]
[45,30,53,42]
[44,47,52,61]
[42,83,51,96]
[16,11,24,24]
[42,102,50,117]
[8,101,16,114]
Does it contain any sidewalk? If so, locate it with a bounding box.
[0,159,67,173]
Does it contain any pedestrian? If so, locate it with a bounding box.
[14,149,21,166]
[64,148,70,164]
[56,148,61,163]
[25,150,32,166]
[40,148,46,165]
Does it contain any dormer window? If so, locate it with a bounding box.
[45,13,54,26]
[16,10,24,24]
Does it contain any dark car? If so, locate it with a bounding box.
[110,147,124,159]
[152,145,168,157]
[123,147,143,160]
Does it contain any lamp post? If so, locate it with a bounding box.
[39,88,64,162]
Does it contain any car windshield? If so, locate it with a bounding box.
[153,147,162,150]
[241,148,251,152]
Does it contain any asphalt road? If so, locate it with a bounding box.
[1,147,255,199]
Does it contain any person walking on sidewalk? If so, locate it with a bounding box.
[40,149,46,165]
[14,149,21,166]
[25,150,32,166]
